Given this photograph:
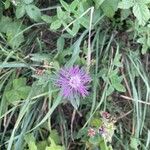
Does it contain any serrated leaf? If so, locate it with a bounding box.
[110,75,126,92]
[6,21,25,48]
[57,7,65,19]
[16,5,26,19]
[41,15,52,24]
[118,0,134,9]
[50,20,62,30]
[6,90,21,104]
[5,78,31,104]
[0,16,12,33]
[26,4,41,22]
[133,2,150,26]
[17,86,31,99]
[13,78,26,88]
[101,0,119,18]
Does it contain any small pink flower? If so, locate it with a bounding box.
[101,111,110,119]
[88,128,96,137]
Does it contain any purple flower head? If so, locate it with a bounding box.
[99,126,105,135]
[56,66,91,99]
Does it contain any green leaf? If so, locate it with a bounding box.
[110,75,126,92]
[4,0,10,9]
[0,2,3,19]
[60,0,70,11]
[13,78,26,88]
[50,20,62,30]
[137,37,148,54]
[101,0,119,18]
[57,37,65,52]
[93,0,105,9]
[130,137,139,149]
[70,0,79,11]
[78,17,89,29]
[24,133,37,150]
[23,0,33,4]
[26,4,41,22]
[109,68,119,78]
[76,128,87,139]
[6,90,21,104]
[17,86,31,99]
[46,138,64,150]
[41,15,53,24]
[141,44,148,54]
[90,118,102,127]
[37,141,48,150]
[65,22,80,36]
[133,2,150,26]
[50,130,61,145]
[121,9,131,21]
[118,0,134,9]
[0,16,24,48]
[99,138,109,150]
[52,61,60,71]
[30,53,51,62]
[89,135,101,145]
[57,7,65,20]
[6,21,25,48]
[5,78,31,104]
[0,16,12,33]
[113,53,122,67]
[143,0,150,4]
[106,85,114,96]
[16,5,26,19]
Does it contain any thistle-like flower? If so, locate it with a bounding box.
[56,66,91,99]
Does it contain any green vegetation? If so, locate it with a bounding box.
[0,0,150,149]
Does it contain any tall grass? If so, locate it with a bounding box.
[0,1,150,150]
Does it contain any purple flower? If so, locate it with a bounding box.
[56,66,91,99]
[99,126,105,135]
